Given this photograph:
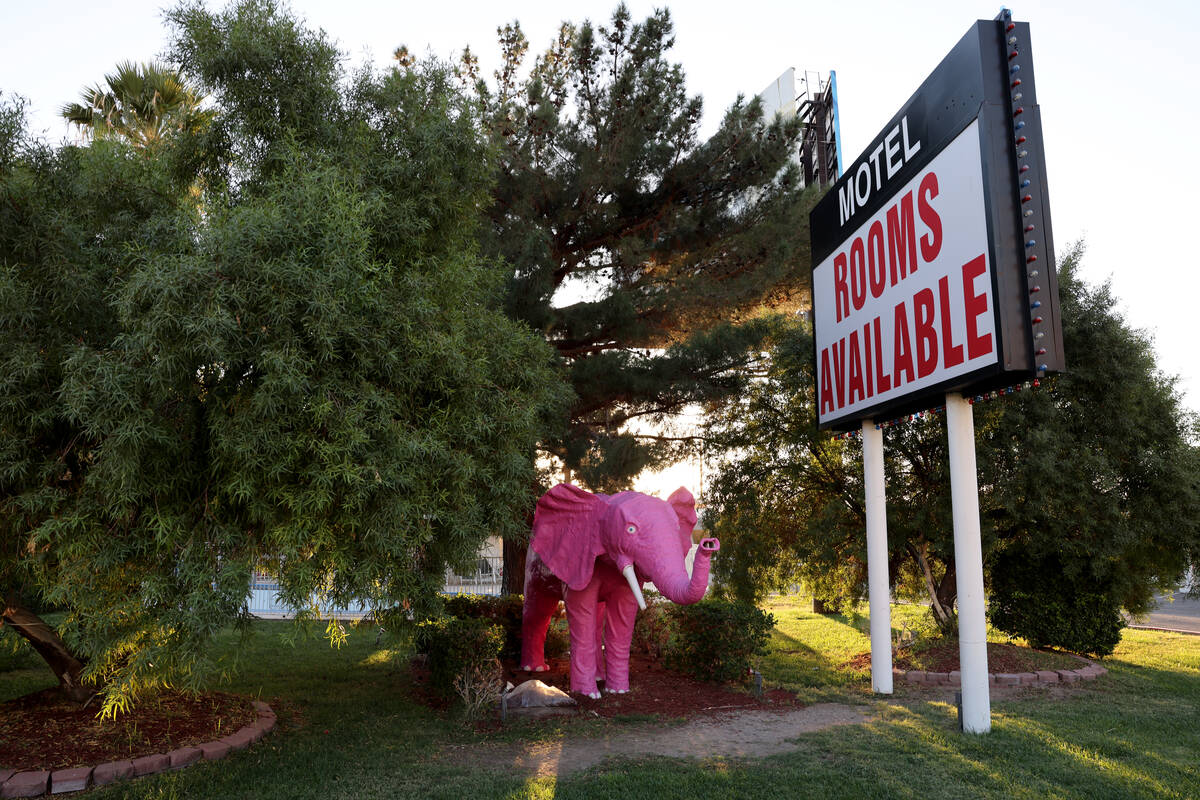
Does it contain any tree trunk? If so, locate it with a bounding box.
[2,595,94,704]
[502,536,527,596]
[934,563,958,632]
[910,540,958,634]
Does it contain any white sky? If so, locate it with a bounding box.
[4,0,1198,499]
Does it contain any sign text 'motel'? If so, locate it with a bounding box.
[837,116,921,227]
[810,19,1064,430]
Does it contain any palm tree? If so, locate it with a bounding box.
[62,60,211,148]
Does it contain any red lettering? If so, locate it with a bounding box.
[938,275,964,368]
[831,338,847,409]
[962,254,993,359]
[862,322,874,397]
[848,330,865,405]
[919,172,942,263]
[892,302,915,387]
[886,191,917,284]
[914,288,937,378]
[873,317,891,394]
[820,347,835,415]
[834,253,849,322]
[867,221,886,298]
[850,238,867,311]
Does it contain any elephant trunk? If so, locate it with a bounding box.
[653,539,718,605]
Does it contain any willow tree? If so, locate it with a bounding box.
[457,5,815,588]
[0,0,564,714]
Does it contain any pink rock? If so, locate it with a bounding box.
[995,673,1021,686]
[168,747,203,770]
[131,753,170,777]
[51,766,91,793]
[1057,670,1082,683]
[1017,672,1038,685]
[0,772,13,788]
[252,700,271,714]
[1036,670,1060,683]
[1,770,49,798]
[904,670,927,684]
[199,740,232,761]
[948,670,962,685]
[927,671,949,684]
[258,714,276,734]
[91,761,134,786]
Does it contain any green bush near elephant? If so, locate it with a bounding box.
[444,594,568,662]
[444,595,524,660]
[631,593,675,660]
[664,599,776,684]
[414,617,504,699]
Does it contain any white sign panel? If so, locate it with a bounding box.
[813,120,998,427]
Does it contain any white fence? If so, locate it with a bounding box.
[247,556,505,619]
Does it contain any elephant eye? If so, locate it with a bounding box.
[626,524,637,535]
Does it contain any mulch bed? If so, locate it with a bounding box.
[0,688,258,772]
[843,641,1084,674]
[411,654,799,722]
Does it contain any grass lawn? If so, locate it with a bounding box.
[2,597,1197,799]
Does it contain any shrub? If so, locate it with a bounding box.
[443,593,525,660]
[544,618,570,661]
[453,660,504,722]
[664,599,775,683]
[632,594,675,659]
[414,616,504,698]
[988,551,1124,657]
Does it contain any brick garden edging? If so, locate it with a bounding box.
[893,657,1108,688]
[0,700,275,798]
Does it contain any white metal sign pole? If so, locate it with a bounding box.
[944,391,991,732]
[861,419,893,694]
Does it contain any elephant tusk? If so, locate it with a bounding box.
[622,564,647,611]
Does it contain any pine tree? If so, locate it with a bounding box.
[0,0,564,714]
[462,6,815,591]
[469,5,815,492]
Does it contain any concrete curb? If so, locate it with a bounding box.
[1126,624,1200,636]
[893,656,1108,688]
[1,701,275,797]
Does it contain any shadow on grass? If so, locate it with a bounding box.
[547,688,1199,800]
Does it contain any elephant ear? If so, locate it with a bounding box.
[668,487,698,554]
[531,483,606,591]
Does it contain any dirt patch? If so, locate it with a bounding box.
[506,655,802,718]
[410,653,803,722]
[0,688,258,772]
[846,641,1084,674]
[420,655,867,777]
[453,704,869,777]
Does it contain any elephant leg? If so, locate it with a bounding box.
[564,584,601,697]
[594,601,607,683]
[520,582,560,672]
[602,590,639,693]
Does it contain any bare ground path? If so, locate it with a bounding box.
[445,703,871,778]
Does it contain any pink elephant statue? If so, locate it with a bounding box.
[520,483,720,698]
